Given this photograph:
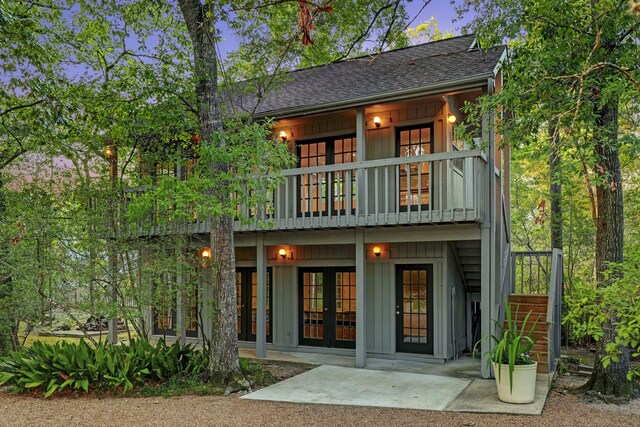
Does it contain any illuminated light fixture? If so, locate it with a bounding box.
[373,246,381,257]
[104,145,114,157]
[279,130,287,142]
[373,116,381,128]
[448,114,457,124]
[200,247,212,259]
[278,248,287,259]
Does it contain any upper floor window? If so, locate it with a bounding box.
[398,124,432,157]
[397,124,433,209]
[298,135,357,215]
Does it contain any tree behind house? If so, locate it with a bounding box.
[458,0,640,398]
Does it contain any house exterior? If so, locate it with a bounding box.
[143,35,512,379]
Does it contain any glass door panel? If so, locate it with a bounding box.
[396,265,433,354]
[299,267,356,348]
[301,270,325,344]
[250,272,271,337]
[398,125,432,210]
[335,271,356,344]
[237,268,272,342]
[299,141,327,215]
[332,137,357,213]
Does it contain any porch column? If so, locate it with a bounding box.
[356,107,366,217]
[176,271,187,345]
[201,265,212,344]
[480,78,497,379]
[256,233,267,358]
[480,226,492,379]
[355,228,367,368]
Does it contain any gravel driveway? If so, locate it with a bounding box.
[1,390,639,426]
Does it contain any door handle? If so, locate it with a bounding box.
[396,311,400,315]
[324,307,328,312]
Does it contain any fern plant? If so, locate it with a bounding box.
[0,338,208,397]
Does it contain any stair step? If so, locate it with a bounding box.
[509,294,548,304]
[457,248,482,257]
[465,272,481,280]
[508,318,547,327]
[456,240,482,249]
[510,312,547,322]
[463,265,481,273]
[459,256,481,265]
[509,304,548,312]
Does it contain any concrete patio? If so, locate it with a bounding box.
[240,348,552,415]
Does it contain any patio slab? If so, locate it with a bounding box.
[445,373,552,415]
[242,365,471,411]
[241,350,553,415]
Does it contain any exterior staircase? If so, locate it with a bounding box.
[508,294,550,373]
[455,240,482,294]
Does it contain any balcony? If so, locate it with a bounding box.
[181,149,487,234]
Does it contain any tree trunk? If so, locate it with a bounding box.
[582,99,635,398]
[548,119,567,346]
[0,176,12,355]
[178,0,241,382]
[548,119,562,251]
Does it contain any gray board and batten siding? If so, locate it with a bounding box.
[230,240,468,361]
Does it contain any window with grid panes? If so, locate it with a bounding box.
[397,124,433,209]
[297,135,356,215]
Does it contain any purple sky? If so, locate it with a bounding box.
[216,1,471,59]
[406,0,469,33]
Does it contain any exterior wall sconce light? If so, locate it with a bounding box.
[373,116,381,127]
[104,144,116,158]
[373,246,381,257]
[279,248,287,259]
[448,114,457,124]
[200,247,212,259]
[279,130,287,142]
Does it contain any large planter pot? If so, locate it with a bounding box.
[492,361,538,404]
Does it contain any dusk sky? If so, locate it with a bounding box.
[215,1,471,58]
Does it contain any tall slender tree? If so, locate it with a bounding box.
[175,0,413,383]
[458,0,639,397]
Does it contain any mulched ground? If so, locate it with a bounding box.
[1,363,638,427]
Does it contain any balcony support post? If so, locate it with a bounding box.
[176,270,187,345]
[256,233,267,358]
[355,228,367,368]
[356,107,366,217]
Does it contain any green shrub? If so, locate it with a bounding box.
[0,338,208,397]
[563,247,640,380]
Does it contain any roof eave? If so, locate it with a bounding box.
[254,73,496,120]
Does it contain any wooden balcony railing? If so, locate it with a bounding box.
[127,149,488,234]
[229,149,488,232]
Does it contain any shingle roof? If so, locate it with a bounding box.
[235,35,505,118]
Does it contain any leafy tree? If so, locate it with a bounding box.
[0,0,69,355]
[3,0,417,385]
[457,0,640,398]
[406,16,454,44]
[175,0,414,385]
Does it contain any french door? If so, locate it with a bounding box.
[299,267,356,348]
[396,265,434,354]
[236,267,272,342]
[297,136,357,216]
[396,124,433,210]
